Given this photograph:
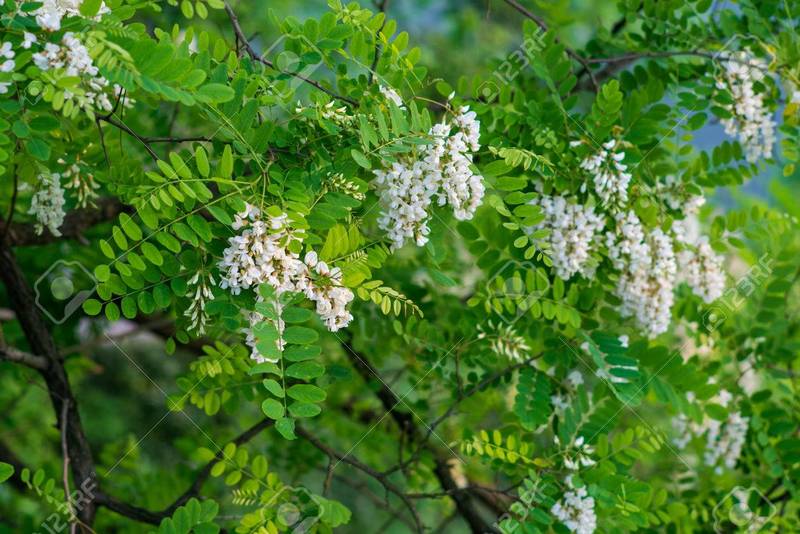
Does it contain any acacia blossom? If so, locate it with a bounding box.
[607,212,677,338]
[525,194,605,280]
[0,41,15,94]
[28,173,66,236]
[33,32,123,113]
[717,52,775,163]
[578,139,631,207]
[219,205,354,362]
[372,106,484,249]
[379,84,404,108]
[677,237,725,303]
[32,0,109,32]
[551,476,597,534]
[672,390,749,473]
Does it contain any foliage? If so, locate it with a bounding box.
[2,1,800,533]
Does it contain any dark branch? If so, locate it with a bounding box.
[223,1,358,106]
[296,426,423,533]
[96,418,274,525]
[0,197,127,247]
[0,245,99,526]
[502,0,598,91]
[340,339,497,533]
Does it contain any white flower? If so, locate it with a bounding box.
[578,139,631,208]
[379,84,404,108]
[303,251,355,332]
[677,237,725,303]
[32,32,126,113]
[218,206,307,296]
[551,477,597,534]
[372,106,484,249]
[219,206,354,359]
[607,212,677,338]
[567,370,584,388]
[718,52,775,163]
[618,334,629,348]
[28,173,66,236]
[32,0,109,32]
[184,271,215,334]
[0,41,15,74]
[525,194,605,280]
[22,32,38,49]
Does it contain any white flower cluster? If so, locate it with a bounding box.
[219,206,307,295]
[606,211,677,337]
[718,52,775,163]
[32,0,109,32]
[578,139,631,207]
[704,410,749,473]
[218,205,354,361]
[33,32,121,112]
[327,172,365,201]
[28,172,66,236]
[672,390,749,473]
[551,477,597,534]
[304,251,354,331]
[0,41,15,94]
[677,237,725,303]
[525,195,605,280]
[372,106,484,249]
[563,436,596,471]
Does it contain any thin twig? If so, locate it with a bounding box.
[502,0,598,90]
[223,1,358,106]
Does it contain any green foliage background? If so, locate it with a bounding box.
[1,1,799,533]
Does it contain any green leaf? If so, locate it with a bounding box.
[283,326,319,344]
[275,417,296,440]
[197,83,235,103]
[79,0,102,17]
[287,384,326,403]
[0,462,14,483]
[286,361,325,380]
[351,149,371,169]
[261,398,285,420]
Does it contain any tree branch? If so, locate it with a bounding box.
[0,245,99,527]
[502,0,597,91]
[0,344,50,370]
[0,197,127,247]
[340,339,497,533]
[223,1,358,106]
[96,418,274,525]
[296,426,423,533]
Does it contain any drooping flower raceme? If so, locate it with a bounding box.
[607,212,677,338]
[219,205,354,362]
[551,477,597,534]
[677,237,725,303]
[578,139,631,207]
[33,32,122,113]
[28,172,66,236]
[32,0,109,32]
[218,206,307,296]
[717,52,776,163]
[525,194,605,280]
[372,106,484,249]
[0,41,15,94]
[303,252,354,332]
